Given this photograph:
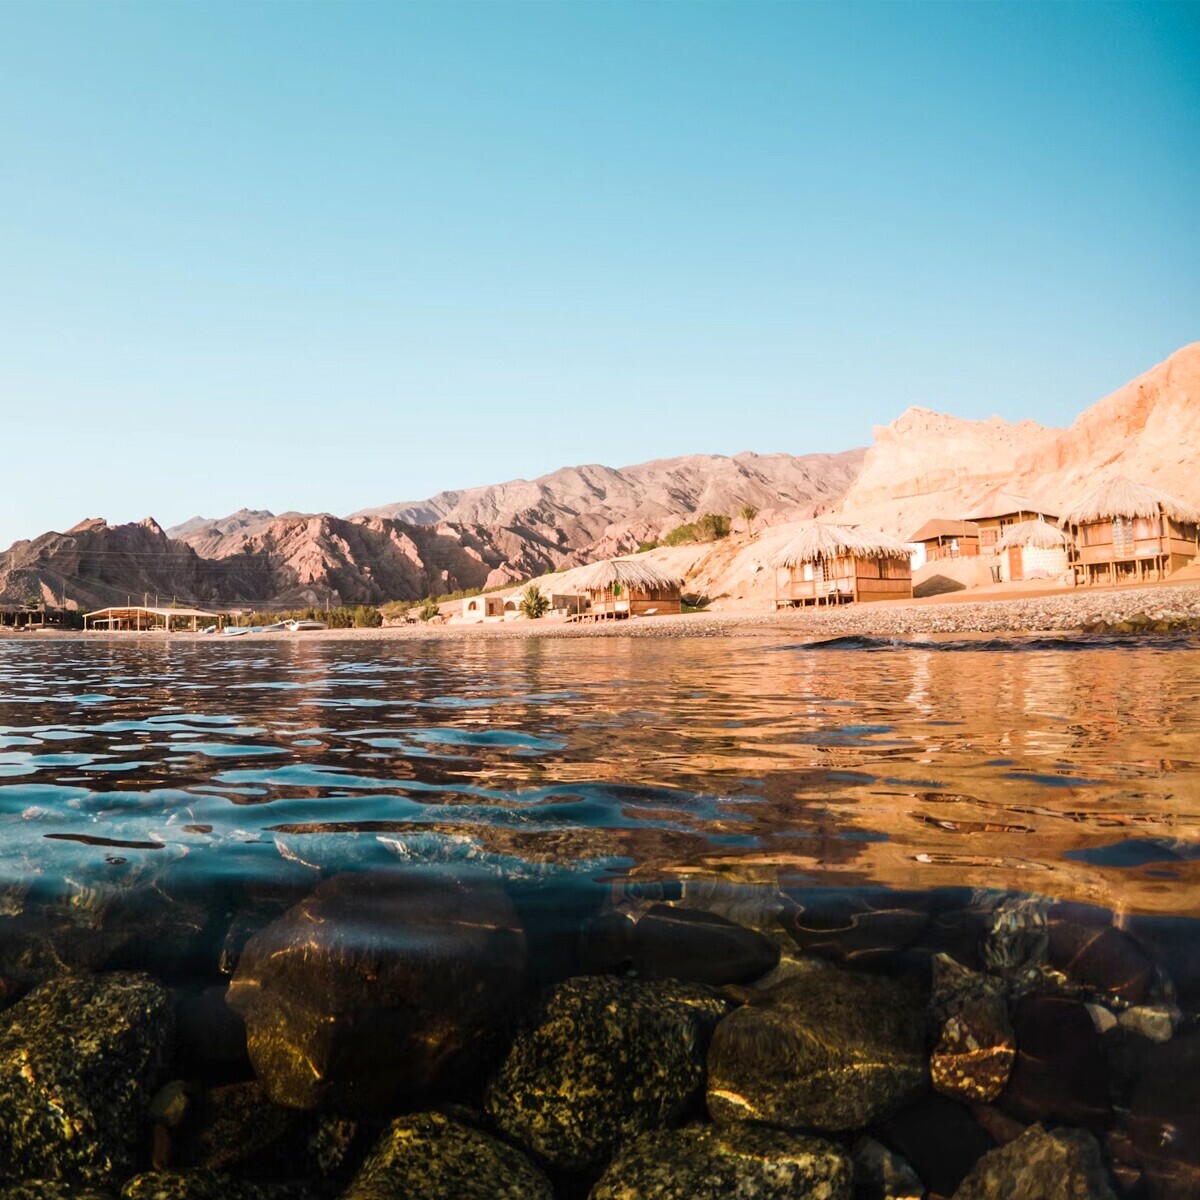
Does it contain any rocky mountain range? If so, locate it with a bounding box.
[3,342,1196,611]
[0,450,864,609]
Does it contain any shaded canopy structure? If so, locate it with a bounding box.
[993,520,1073,552]
[767,523,910,569]
[84,605,220,631]
[557,557,684,621]
[1058,476,1200,527]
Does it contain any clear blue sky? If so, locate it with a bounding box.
[2,1,1197,547]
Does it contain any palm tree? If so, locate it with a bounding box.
[738,504,760,536]
[519,584,550,619]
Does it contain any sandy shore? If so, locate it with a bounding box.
[8,581,1200,643]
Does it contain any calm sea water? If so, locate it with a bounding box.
[0,635,1197,919]
[1,635,1198,1194]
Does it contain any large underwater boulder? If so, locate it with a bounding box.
[706,966,927,1130]
[0,972,173,1188]
[589,1123,852,1200]
[341,1112,552,1200]
[485,975,729,1173]
[951,1124,1117,1200]
[226,871,528,1111]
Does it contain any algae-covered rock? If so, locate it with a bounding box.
[929,954,1016,1102]
[852,1135,924,1200]
[121,1172,268,1199]
[0,1185,113,1199]
[706,966,926,1130]
[341,1112,552,1200]
[227,870,527,1111]
[170,1080,302,1172]
[0,972,174,1187]
[589,1123,853,1200]
[952,1124,1117,1199]
[485,975,729,1173]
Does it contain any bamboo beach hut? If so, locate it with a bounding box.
[768,524,912,608]
[993,519,1073,583]
[559,558,683,621]
[1059,476,1200,585]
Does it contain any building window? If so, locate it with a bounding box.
[1112,517,1135,556]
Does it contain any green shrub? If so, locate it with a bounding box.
[417,598,442,622]
[352,605,383,628]
[636,540,660,553]
[696,513,732,541]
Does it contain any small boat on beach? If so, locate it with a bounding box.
[223,626,251,637]
[261,622,288,632]
[286,620,328,631]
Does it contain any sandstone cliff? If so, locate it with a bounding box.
[835,342,1200,538]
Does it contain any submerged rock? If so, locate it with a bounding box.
[779,888,932,969]
[1129,1030,1200,1200]
[929,954,1016,1102]
[226,870,528,1111]
[879,1093,996,1198]
[121,1173,268,1200]
[485,975,729,1173]
[1002,996,1110,1127]
[341,1112,552,1200]
[706,967,926,1131]
[589,1123,853,1200]
[170,1081,301,1172]
[951,1124,1117,1199]
[0,972,174,1187]
[1047,903,1155,1004]
[0,1186,113,1199]
[852,1136,924,1200]
[629,904,780,985]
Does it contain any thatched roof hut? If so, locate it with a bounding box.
[1058,476,1200,527]
[993,520,1072,552]
[768,523,910,569]
[559,557,684,592]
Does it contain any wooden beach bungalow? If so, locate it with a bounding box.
[992,519,1073,583]
[964,489,1056,552]
[769,524,912,608]
[1059,476,1200,586]
[909,519,981,562]
[560,558,683,621]
[84,605,220,632]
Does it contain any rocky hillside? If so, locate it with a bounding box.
[835,342,1200,538]
[0,517,271,611]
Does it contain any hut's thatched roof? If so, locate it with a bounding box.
[559,557,683,592]
[768,523,911,569]
[964,488,1052,522]
[1059,476,1200,526]
[993,519,1072,552]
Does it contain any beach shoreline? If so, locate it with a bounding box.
[8,581,1200,643]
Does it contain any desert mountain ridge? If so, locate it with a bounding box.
[3,341,1198,610]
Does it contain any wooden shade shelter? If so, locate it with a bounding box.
[769,524,912,608]
[83,605,221,632]
[558,558,683,621]
[1058,476,1200,586]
